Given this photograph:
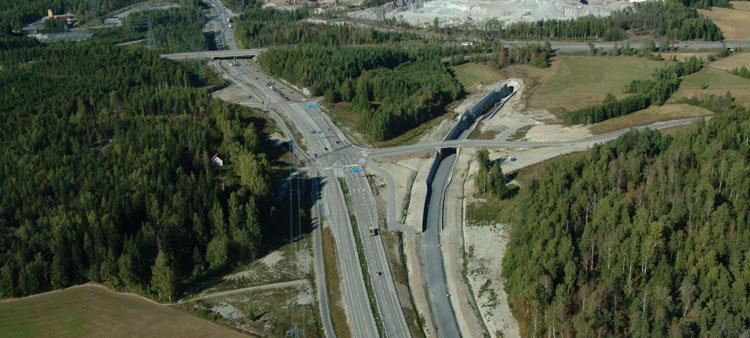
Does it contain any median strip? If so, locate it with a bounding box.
[339,178,385,337]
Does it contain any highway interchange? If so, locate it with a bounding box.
[176,3,720,336]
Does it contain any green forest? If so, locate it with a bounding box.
[0,0,201,30]
[502,102,750,336]
[258,45,463,141]
[125,6,207,51]
[233,6,418,48]
[0,43,281,301]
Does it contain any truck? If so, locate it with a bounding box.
[369,226,377,236]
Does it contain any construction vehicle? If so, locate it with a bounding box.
[369,226,376,236]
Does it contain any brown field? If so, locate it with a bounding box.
[660,52,715,62]
[589,104,713,135]
[451,62,506,93]
[528,56,664,112]
[0,284,244,338]
[671,67,750,108]
[708,52,750,71]
[731,1,750,11]
[698,7,750,40]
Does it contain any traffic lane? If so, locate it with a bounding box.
[326,174,380,337]
[345,170,410,337]
[356,171,412,338]
[311,173,336,338]
[367,116,709,158]
[424,153,462,338]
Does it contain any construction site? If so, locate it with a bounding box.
[350,0,632,28]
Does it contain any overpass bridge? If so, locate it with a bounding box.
[161,48,267,60]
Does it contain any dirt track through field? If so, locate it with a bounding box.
[181,279,308,302]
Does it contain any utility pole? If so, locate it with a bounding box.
[286,143,298,338]
[146,17,155,47]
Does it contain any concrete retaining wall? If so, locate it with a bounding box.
[424,83,514,232]
[443,84,513,142]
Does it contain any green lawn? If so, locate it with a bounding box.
[529,56,664,112]
[451,62,506,93]
[0,285,243,338]
[680,68,750,88]
[672,68,750,108]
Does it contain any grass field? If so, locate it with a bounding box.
[0,285,243,338]
[589,104,713,135]
[178,235,322,337]
[732,1,750,11]
[671,68,750,108]
[698,7,750,40]
[708,52,750,71]
[528,56,664,112]
[660,52,715,62]
[451,62,506,93]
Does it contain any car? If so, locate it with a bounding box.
[376,271,383,276]
[314,154,318,158]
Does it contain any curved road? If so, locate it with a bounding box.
[424,153,463,338]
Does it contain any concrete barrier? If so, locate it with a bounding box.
[423,82,514,232]
[422,150,443,232]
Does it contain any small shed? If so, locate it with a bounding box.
[210,153,224,167]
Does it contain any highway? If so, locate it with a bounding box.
[186,5,717,335]
[214,54,706,338]
[211,22,412,334]
[203,1,347,336]
[423,152,462,337]
[161,40,750,60]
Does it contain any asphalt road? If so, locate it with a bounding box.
[180,6,718,335]
[162,40,750,60]
[366,117,709,159]
[423,153,462,338]
[221,53,412,336]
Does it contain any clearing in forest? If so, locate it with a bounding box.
[588,103,714,135]
[528,56,664,112]
[451,62,506,93]
[698,6,750,40]
[671,67,750,108]
[0,285,243,338]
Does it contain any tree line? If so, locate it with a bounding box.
[0,43,281,301]
[730,66,750,80]
[565,56,704,125]
[258,45,463,141]
[473,148,507,199]
[124,6,207,52]
[233,6,419,48]
[502,102,750,336]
